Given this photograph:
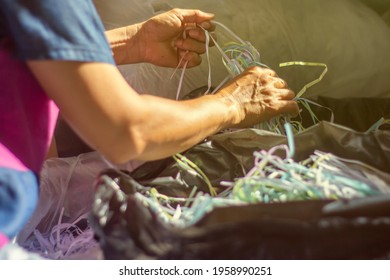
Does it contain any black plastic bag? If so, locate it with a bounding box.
[90,122,390,260]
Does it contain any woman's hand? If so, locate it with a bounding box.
[136,9,215,68]
[216,66,299,128]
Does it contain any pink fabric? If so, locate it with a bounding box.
[0,40,59,173]
[0,233,9,248]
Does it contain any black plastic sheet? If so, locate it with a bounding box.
[90,122,390,260]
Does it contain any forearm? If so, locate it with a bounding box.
[105,23,144,65]
[128,94,237,161]
[27,61,237,164]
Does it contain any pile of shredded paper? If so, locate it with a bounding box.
[128,124,390,228]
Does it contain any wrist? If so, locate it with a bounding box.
[204,92,242,129]
[128,22,147,63]
[106,23,144,65]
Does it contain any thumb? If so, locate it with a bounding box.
[175,9,215,25]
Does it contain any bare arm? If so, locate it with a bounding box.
[27,61,236,163]
[28,60,298,164]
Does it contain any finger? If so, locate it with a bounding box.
[273,78,288,89]
[263,87,295,100]
[278,88,295,100]
[173,9,215,25]
[186,27,210,43]
[259,72,285,87]
[198,20,216,32]
[175,37,207,54]
[186,29,215,47]
[178,50,202,68]
[184,21,216,34]
[278,100,300,117]
[190,30,216,48]
[248,66,277,78]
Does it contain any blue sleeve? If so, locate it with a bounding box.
[0,0,114,64]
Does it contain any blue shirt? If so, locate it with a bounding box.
[0,0,114,64]
[0,0,115,240]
